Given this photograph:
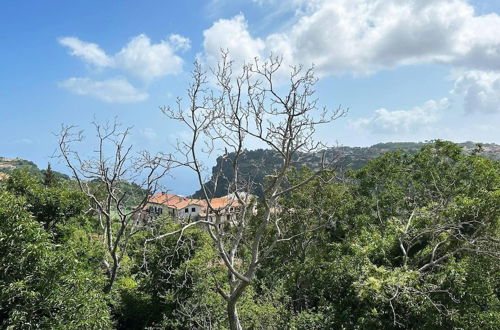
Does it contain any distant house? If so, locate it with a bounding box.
[145,193,205,221]
[139,192,254,226]
[198,195,241,224]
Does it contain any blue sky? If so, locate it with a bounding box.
[1,0,500,194]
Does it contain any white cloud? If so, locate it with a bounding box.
[59,34,189,82]
[452,70,500,114]
[202,1,500,76]
[202,14,265,68]
[453,13,500,71]
[169,34,191,52]
[115,34,184,82]
[59,37,114,67]
[351,98,450,134]
[59,77,149,103]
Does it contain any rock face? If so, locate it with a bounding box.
[192,141,500,198]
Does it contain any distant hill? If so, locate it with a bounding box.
[0,157,70,181]
[0,156,147,209]
[0,157,38,172]
[192,141,500,198]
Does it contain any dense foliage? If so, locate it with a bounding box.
[261,141,500,329]
[0,171,112,328]
[0,141,498,329]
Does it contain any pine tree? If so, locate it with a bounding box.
[43,163,56,187]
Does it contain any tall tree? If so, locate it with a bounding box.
[57,120,169,293]
[163,52,346,329]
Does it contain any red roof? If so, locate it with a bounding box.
[208,196,239,209]
[149,193,239,212]
[149,193,203,210]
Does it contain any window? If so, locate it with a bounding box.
[227,215,230,221]
[159,208,163,215]
[191,207,196,212]
[185,208,189,213]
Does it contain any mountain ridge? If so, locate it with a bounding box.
[192,141,500,198]
[3,141,500,196]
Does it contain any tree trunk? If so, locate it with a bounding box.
[103,261,118,293]
[227,300,243,330]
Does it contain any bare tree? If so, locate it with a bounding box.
[162,52,346,330]
[57,120,169,293]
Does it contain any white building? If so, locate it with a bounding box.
[140,192,255,226]
[145,193,205,221]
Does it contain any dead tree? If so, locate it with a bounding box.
[162,52,346,330]
[57,120,169,293]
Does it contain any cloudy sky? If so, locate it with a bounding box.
[1,0,500,193]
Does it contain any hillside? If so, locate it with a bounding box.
[0,156,146,209]
[0,157,69,181]
[0,157,38,172]
[192,141,500,198]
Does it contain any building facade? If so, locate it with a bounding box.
[139,193,252,226]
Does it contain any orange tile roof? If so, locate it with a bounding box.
[149,193,203,210]
[208,196,239,210]
[199,196,240,217]
[149,193,240,212]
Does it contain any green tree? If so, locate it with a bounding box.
[43,163,56,187]
[0,189,112,329]
[260,141,500,329]
[4,169,88,231]
[347,141,500,328]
